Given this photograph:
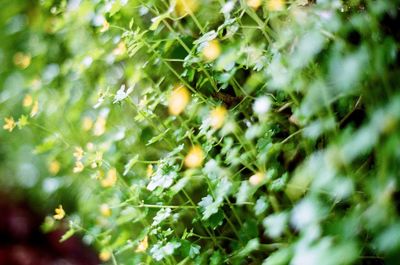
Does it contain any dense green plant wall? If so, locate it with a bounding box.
[1,0,400,264]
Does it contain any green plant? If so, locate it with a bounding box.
[1,0,400,264]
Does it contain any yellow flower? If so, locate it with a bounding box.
[146,164,153,178]
[101,168,117,187]
[249,172,265,186]
[135,236,148,253]
[100,204,112,217]
[267,0,285,11]
[93,116,106,136]
[13,52,31,69]
[49,160,61,175]
[82,116,93,131]
[100,19,109,32]
[73,161,84,173]
[247,0,262,10]
[202,39,221,62]
[3,117,16,132]
[99,250,111,262]
[184,145,204,168]
[53,205,65,220]
[175,0,199,17]
[209,106,228,130]
[168,85,190,116]
[73,146,84,161]
[30,100,39,117]
[23,94,33,107]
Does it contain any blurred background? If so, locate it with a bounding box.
[0,193,99,265]
[0,0,109,263]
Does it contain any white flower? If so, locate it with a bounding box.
[113,84,134,104]
[221,1,235,18]
[253,96,272,116]
[291,199,318,229]
[263,212,287,238]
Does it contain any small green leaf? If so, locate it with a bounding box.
[147,128,170,145]
[33,136,57,154]
[262,248,292,265]
[234,238,259,258]
[150,13,169,31]
[60,228,75,242]
[123,154,139,176]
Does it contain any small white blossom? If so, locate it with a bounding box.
[291,199,318,229]
[113,84,134,104]
[253,96,272,116]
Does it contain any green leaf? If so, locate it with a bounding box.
[147,128,171,145]
[262,248,292,265]
[210,251,223,265]
[116,207,144,225]
[109,0,122,16]
[234,238,259,258]
[33,136,57,154]
[150,14,169,31]
[60,228,75,242]
[123,154,139,176]
[205,211,224,229]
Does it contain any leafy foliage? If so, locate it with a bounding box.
[1,0,400,264]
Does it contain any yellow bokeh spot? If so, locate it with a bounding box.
[146,164,153,178]
[23,94,33,107]
[168,85,190,116]
[202,39,221,62]
[100,204,112,217]
[100,19,110,32]
[175,0,199,17]
[101,168,117,187]
[3,117,16,132]
[184,145,204,168]
[53,205,65,220]
[267,0,285,11]
[249,172,265,186]
[49,160,61,175]
[247,0,263,10]
[93,116,106,136]
[209,106,228,130]
[135,236,149,253]
[82,116,94,131]
[13,52,31,69]
[99,251,111,262]
[30,100,39,117]
[113,41,127,56]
